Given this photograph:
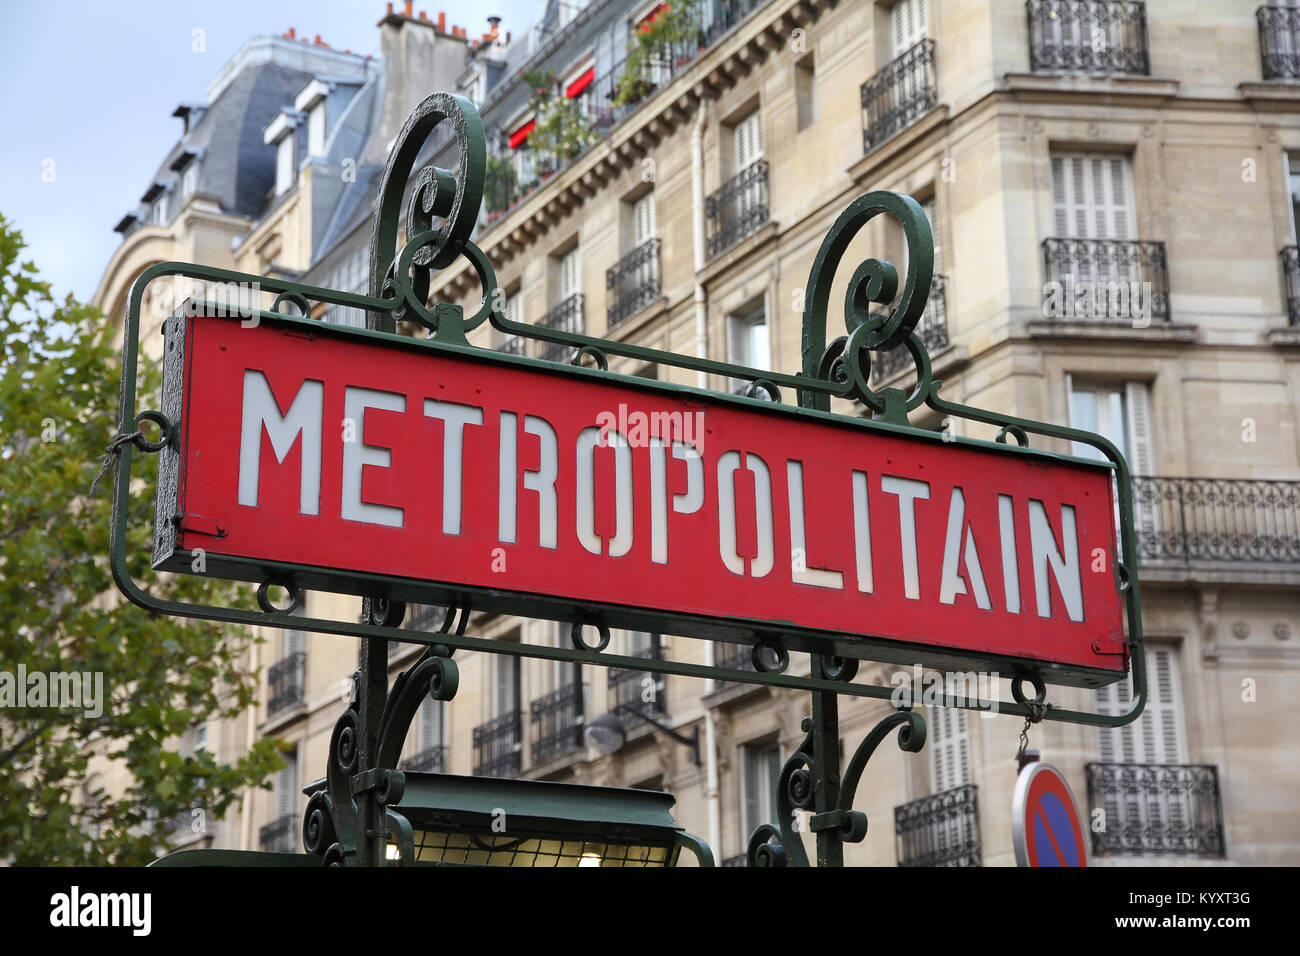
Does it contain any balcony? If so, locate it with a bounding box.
[706,160,770,260]
[871,275,949,382]
[1280,245,1300,325]
[537,293,583,363]
[606,238,661,329]
[894,784,981,867]
[267,651,305,717]
[530,682,585,765]
[1026,1,1150,75]
[473,710,523,777]
[258,814,298,853]
[713,641,758,674]
[401,745,447,773]
[1041,238,1170,324]
[1259,5,1300,79]
[861,38,938,154]
[721,854,748,867]
[1084,763,1226,858]
[1131,476,1300,566]
[498,334,527,356]
[609,644,667,729]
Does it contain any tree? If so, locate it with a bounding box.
[0,214,284,865]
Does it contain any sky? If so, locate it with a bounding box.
[0,0,542,307]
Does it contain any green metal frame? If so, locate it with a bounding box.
[108,92,1145,867]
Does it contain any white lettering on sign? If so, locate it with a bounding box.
[1029,499,1083,622]
[238,371,323,515]
[717,451,774,578]
[576,426,633,557]
[424,400,484,535]
[939,487,991,610]
[787,460,843,590]
[881,476,931,600]
[343,387,405,528]
[649,438,703,564]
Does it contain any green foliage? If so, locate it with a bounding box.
[0,214,284,865]
[613,0,703,108]
[521,70,599,170]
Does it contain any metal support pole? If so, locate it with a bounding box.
[811,655,843,867]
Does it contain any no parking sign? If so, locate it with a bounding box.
[1012,761,1088,867]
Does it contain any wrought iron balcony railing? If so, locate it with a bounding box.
[861,38,938,154]
[721,853,748,867]
[1131,476,1300,565]
[706,160,770,260]
[1259,5,1300,79]
[1280,245,1300,325]
[538,293,584,363]
[1026,1,1150,74]
[894,784,981,867]
[530,682,585,765]
[401,745,447,773]
[872,275,949,381]
[267,650,305,716]
[1084,763,1226,858]
[1041,238,1170,323]
[609,644,668,728]
[258,814,298,853]
[498,334,527,356]
[473,710,523,777]
[606,238,661,328]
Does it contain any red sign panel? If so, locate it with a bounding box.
[155,310,1127,686]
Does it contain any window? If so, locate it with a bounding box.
[928,705,971,794]
[493,653,521,718]
[275,135,295,196]
[1051,151,1135,241]
[1067,380,1154,475]
[727,300,770,394]
[181,161,198,199]
[1095,645,1187,765]
[741,739,782,838]
[418,696,443,752]
[734,109,763,173]
[193,721,208,753]
[559,247,581,301]
[275,747,299,821]
[307,103,327,158]
[633,192,657,247]
[152,192,168,225]
[891,0,928,56]
[321,246,367,327]
[1287,152,1300,244]
[795,54,817,131]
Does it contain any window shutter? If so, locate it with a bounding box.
[285,628,304,658]
[1095,645,1186,765]
[560,248,580,299]
[735,111,762,170]
[924,197,943,275]
[505,289,522,325]
[275,749,298,819]
[1124,382,1155,476]
[419,698,442,750]
[891,0,928,55]
[929,706,971,793]
[494,655,519,717]
[633,193,656,246]
[742,746,763,835]
[1050,151,1135,241]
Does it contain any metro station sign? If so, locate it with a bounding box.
[153,306,1127,687]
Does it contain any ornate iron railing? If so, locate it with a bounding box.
[1280,245,1300,325]
[607,238,662,328]
[1026,0,1150,74]
[267,651,305,716]
[1084,763,1225,857]
[530,682,585,765]
[1041,238,1170,323]
[861,38,938,154]
[258,814,298,853]
[1131,476,1300,565]
[401,745,447,773]
[706,160,770,260]
[1259,5,1300,79]
[538,293,584,362]
[498,334,527,355]
[713,642,758,675]
[721,853,748,867]
[610,644,668,727]
[872,275,949,381]
[473,710,524,777]
[894,784,981,867]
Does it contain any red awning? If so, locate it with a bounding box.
[638,2,668,31]
[508,119,536,150]
[565,67,595,99]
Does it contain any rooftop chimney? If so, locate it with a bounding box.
[437,12,446,32]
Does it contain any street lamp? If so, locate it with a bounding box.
[585,707,701,766]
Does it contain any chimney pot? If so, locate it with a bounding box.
[419,11,429,21]
[437,11,446,31]
[403,1,413,18]
[386,2,393,13]
[286,26,296,39]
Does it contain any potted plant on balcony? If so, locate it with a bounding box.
[522,69,598,172]
[613,0,702,108]
[484,154,517,218]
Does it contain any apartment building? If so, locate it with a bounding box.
[96,0,1300,866]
